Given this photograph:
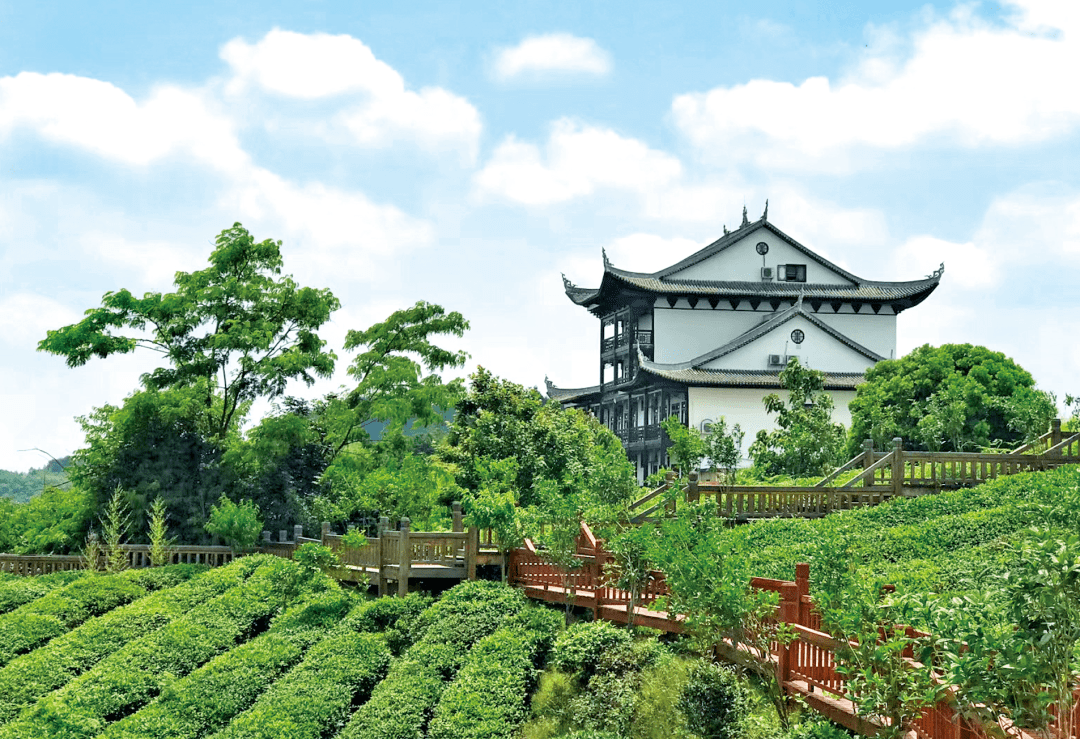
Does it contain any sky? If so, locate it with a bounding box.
[1,0,1078,472]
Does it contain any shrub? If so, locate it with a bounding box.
[339,641,461,739]
[0,570,85,615]
[98,590,354,739]
[629,654,697,739]
[344,591,432,655]
[1,556,301,739]
[208,629,391,739]
[677,661,751,739]
[552,621,635,683]
[428,625,552,739]
[204,496,263,554]
[0,572,155,667]
[416,579,528,653]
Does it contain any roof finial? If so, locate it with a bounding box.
[741,204,750,227]
[602,247,612,269]
[762,199,769,221]
[927,263,945,280]
[723,224,730,235]
[561,273,577,291]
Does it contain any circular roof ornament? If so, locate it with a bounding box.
[791,329,805,344]
[755,241,769,255]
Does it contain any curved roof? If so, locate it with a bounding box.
[563,218,944,312]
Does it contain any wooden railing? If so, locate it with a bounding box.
[628,420,1080,523]
[510,534,1078,739]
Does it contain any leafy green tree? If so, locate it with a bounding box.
[204,495,263,554]
[146,497,175,567]
[323,301,469,460]
[847,344,1056,455]
[39,223,340,442]
[660,416,706,476]
[0,485,92,554]
[749,357,845,477]
[441,368,636,512]
[602,521,656,627]
[463,458,531,582]
[101,486,131,573]
[647,499,795,729]
[68,384,236,544]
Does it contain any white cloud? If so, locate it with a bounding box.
[0,72,247,171]
[223,167,434,279]
[0,294,80,348]
[892,236,997,288]
[222,29,481,157]
[673,1,1080,170]
[474,119,681,205]
[493,33,612,80]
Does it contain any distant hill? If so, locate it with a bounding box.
[0,459,71,503]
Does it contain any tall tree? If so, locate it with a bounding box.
[39,223,340,440]
[847,344,1056,454]
[749,357,845,477]
[323,301,470,460]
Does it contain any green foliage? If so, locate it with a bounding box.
[552,621,637,682]
[147,497,174,567]
[0,485,92,555]
[428,622,555,739]
[603,523,657,627]
[0,572,148,667]
[749,358,845,477]
[661,416,706,476]
[442,367,637,512]
[0,563,217,725]
[208,628,391,739]
[204,496,263,554]
[97,590,354,739]
[677,660,752,739]
[68,384,236,545]
[100,486,131,573]
[39,223,340,443]
[847,343,1055,455]
[292,542,340,576]
[325,300,469,460]
[0,462,69,504]
[1,556,309,739]
[344,591,432,655]
[342,580,530,739]
[0,570,86,616]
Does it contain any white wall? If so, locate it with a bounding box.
[699,314,876,373]
[667,231,854,285]
[813,309,896,360]
[653,303,766,363]
[688,386,857,465]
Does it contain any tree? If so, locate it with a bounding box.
[660,415,744,481]
[441,368,636,512]
[748,357,845,477]
[323,301,469,460]
[204,495,263,554]
[39,223,340,442]
[847,344,1056,455]
[68,384,235,544]
[660,416,706,476]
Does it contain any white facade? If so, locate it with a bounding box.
[552,212,942,479]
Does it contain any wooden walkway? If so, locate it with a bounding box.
[629,421,1080,523]
[508,524,1079,739]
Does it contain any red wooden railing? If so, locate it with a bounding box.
[508,525,1079,739]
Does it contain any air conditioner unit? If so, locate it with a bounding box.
[786,355,800,365]
[760,266,774,280]
[768,354,784,366]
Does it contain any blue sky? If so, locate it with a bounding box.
[1,0,1077,471]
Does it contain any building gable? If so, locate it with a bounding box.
[661,221,857,286]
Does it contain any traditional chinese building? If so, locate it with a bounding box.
[546,206,944,481]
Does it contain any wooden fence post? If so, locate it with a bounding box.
[377,516,389,597]
[398,517,411,597]
[320,521,330,546]
[1050,418,1063,461]
[687,471,699,503]
[294,524,304,543]
[861,439,875,489]
[892,438,905,500]
[777,582,799,690]
[451,501,463,533]
[592,538,605,622]
[466,527,478,581]
[261,531,271,544]
[795,563,810,627]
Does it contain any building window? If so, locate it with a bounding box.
[779,264,807,282]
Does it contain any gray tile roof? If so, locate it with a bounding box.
[637,362,866,389]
